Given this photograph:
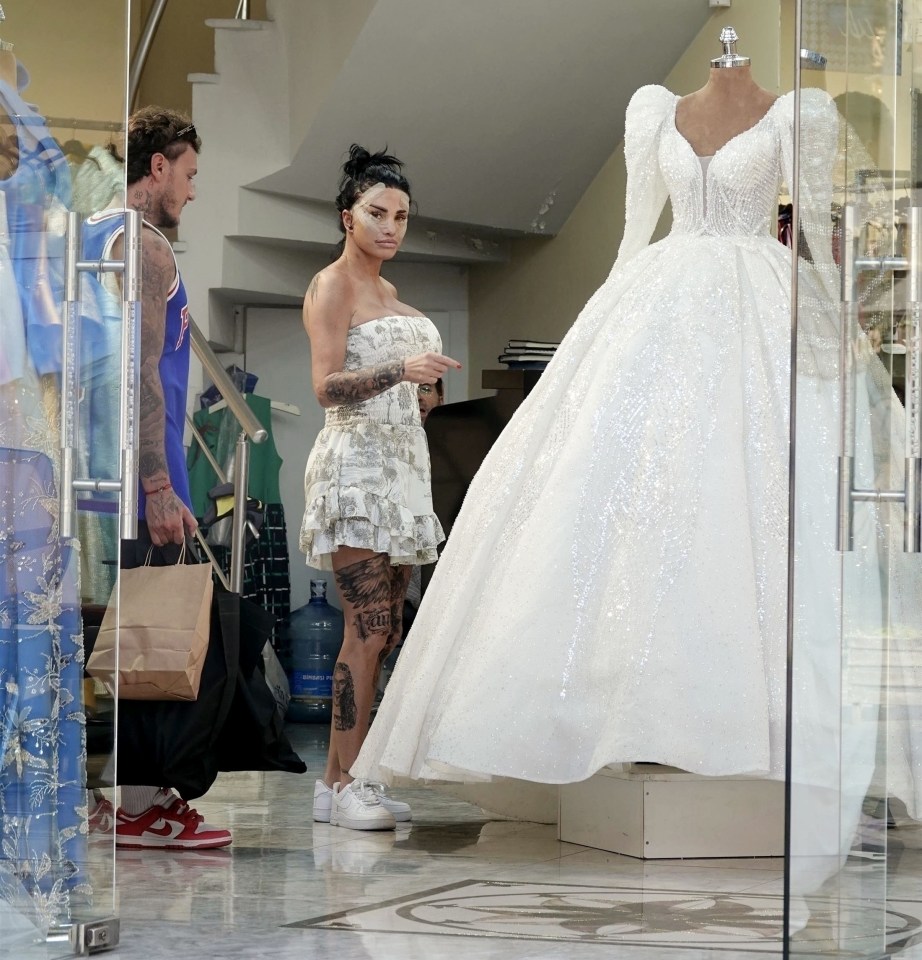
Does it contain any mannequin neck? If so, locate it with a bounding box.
[702,64,759,97]
[676,63,777,156]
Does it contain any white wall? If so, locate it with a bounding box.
[217,259,469,610]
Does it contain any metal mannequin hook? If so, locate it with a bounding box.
[711,26,751,69]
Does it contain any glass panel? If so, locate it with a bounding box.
[0,2,128,956]
[788,0,922,956]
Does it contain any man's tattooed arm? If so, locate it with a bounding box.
[137,235,174,490]
[321,360,405,405]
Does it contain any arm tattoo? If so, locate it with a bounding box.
[332,662,357,731]
[334,554,393,606]
[323,360,404,406]
[306,275,320,303]
[138,236,173,486]
[139,451,169,480]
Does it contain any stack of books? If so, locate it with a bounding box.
[497,339,559,369]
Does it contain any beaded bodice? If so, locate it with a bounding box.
[662,96,785,240]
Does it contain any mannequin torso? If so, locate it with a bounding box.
[674,65,778,157]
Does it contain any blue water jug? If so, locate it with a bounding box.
[283,579,344,723]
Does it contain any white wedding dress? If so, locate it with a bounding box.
[353,86,922,811]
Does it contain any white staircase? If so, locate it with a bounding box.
[178,0,711,350]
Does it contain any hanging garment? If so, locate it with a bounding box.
[0,78,72,376]
[187,395,290,643]
[0,90,87,930]
[353,87,922,826]
[0,448,87,921]
[69,144,123,218]
[186,393,283,517]
[200,503,292,649]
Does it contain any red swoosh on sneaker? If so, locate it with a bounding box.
[146,821,177,837]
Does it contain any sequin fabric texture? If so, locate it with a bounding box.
[353,86,922,800]
[300,315,445,570]
[0,114,90,930]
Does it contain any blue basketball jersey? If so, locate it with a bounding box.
[82,210,193,517]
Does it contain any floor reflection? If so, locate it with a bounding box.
[63,725,922,960]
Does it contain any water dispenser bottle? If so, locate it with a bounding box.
[283,579,344,723]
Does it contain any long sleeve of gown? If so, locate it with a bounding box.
[610,84,674,273]
[778,88,840,311]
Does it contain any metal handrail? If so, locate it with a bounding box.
[190,319,267,444]
[189,318,266,593]
[129,0,170,109]
[130,1,252,109]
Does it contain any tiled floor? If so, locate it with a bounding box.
[12,725,922,959]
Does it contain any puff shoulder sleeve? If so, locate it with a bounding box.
[612,84,675,270]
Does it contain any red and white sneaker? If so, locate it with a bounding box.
[89,797,115,834]
[115,790,232,850]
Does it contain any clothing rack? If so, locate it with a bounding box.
[44,116,125,133]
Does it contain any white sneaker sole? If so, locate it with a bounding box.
[381,805,411,823]
[115,833,232,850]
[331,810,396,831]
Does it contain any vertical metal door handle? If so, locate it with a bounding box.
[835,204,922,552]
[119,210,143,541]
[59,212,81,539]
[836,203,859,551]
[904,206,922,552]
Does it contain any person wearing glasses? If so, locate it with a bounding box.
[416,378,444,424]
[84,107,231,850]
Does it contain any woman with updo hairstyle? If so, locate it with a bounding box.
[300,144,460,831]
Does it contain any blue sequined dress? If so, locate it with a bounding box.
[0,76,89,929]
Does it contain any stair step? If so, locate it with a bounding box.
[204,18,266,30]
[188,72,220,84]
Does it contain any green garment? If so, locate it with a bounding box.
[186,393,283,518]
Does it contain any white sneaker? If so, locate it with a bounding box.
[316,778,411,823]
[313,779,334,823]
[364,781,412,822]
[331,780,396,831]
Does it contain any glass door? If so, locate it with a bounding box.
[788,0,922,956]
[1,2,130,956]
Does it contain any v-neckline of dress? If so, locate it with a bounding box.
[670,93,782,162]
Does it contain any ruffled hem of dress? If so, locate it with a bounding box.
[299,485,444,570]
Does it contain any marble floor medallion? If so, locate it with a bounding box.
[295,879,783,950]
[290,879,922,954]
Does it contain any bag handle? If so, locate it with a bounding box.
[142,541,191,567]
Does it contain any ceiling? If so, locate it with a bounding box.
[250,0,712,235]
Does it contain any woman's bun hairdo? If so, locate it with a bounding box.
[335,143,412,230]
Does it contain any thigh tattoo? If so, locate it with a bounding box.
[354,607,392,642]
[335,554,393,607]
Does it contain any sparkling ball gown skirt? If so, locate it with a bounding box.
[353,87,922,817]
